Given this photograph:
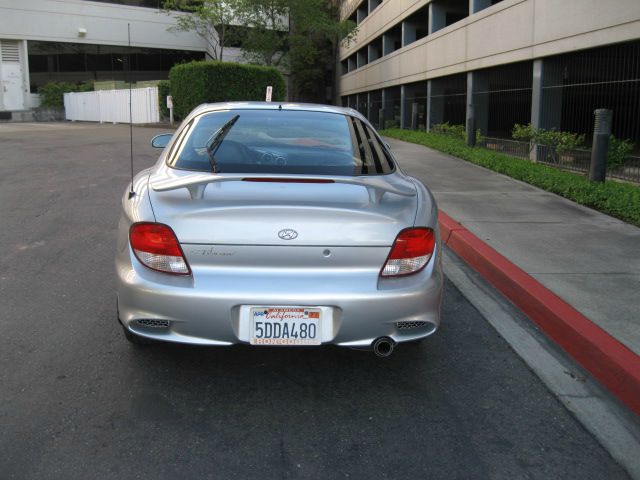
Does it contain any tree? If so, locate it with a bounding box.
[238,0,289,67]
[238,0,357,101]
[163,0,246,61]
[163,0,357,103]
[287,0,357,102]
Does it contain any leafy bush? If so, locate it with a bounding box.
[38,81,94,108]
[431,122,482,143]
[607,136,635,170]
[168,61,286,119]
[76,81,94,93]
[381,128,640,227]
[512,123,585,155]
[431,122,465,140]
[157,80,171,119]
[384,119,399,129]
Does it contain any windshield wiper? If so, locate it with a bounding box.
[205,114,240,173]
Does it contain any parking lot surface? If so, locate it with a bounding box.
[0,123,630,479]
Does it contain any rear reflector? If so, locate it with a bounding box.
[381,228,435,277]
[129,222,191,275]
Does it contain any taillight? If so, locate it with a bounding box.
[129,222,191,275]
[381,228,435,277]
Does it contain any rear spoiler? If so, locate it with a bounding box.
[151,173,416,203]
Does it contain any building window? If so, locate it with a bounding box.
[27,41,205,91]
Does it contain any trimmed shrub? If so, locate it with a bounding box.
[38,81,93,108]
[169,61,286,119]
[607,135,635,169]
[158,80,171,119]
[381,128,640,227]
[512,123,586,154]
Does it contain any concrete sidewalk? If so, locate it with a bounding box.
[386,137,640,409]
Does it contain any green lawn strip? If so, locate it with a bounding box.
[381,128,640,227]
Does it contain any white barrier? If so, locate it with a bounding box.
[63,87,160,124]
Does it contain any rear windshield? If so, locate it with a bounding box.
[167,109,395,175]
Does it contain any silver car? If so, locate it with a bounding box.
[116,102,443,356]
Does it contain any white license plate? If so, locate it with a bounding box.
[250,307,321,346]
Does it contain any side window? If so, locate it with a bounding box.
[349,117,395,174]
[364,124,394,174]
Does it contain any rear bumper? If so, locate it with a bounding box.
[116,247,443,348]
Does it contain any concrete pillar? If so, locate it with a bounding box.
[381,89,394,128]
[429,2,447,35]
[400,85,407,128]
[401,84,422,129]
[20,40,31,109]
[380,89,387,128]
[427,80,444,131]
[366,91,371,122]
[530,59,543,160]
[531,59,543,130]
[0,55,4,110]
[467,71,489,137]
[470,0,492,14]
[369,90,383,128]
[530,58,563,159]
[540,59,563,131]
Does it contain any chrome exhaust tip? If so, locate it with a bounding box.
[372,337,395,357]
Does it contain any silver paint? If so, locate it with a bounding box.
[116,102,443,348]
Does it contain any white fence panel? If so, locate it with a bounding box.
[64,87,160,124]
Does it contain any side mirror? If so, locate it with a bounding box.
[151,133,173,149]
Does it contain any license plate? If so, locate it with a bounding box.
[250,307,321,346]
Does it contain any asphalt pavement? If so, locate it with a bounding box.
[0,123,631,479]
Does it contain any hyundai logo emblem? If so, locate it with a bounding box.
[278,229,298,240]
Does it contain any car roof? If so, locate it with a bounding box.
[188,101,367,122]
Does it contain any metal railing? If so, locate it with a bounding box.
[478,137,640,184]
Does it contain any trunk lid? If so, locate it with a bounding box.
[148,172,417,248]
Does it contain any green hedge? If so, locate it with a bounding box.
[381,128,640,227]
[157,80,171,119]
[168,61,286,119]
[38,81,93,108]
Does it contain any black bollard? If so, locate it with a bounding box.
[589,109,612,182]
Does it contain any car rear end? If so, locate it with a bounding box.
[115,103,443,352]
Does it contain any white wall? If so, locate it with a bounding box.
[0,0,207,51]
[64,86,160,123]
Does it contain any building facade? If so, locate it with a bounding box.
[338,0,640,144]
[0,0,245,113]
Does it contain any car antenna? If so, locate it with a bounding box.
[127,23,135,199]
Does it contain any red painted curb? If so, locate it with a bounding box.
[439,210,640,416]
